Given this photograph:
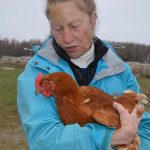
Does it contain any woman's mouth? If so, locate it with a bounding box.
[65,46,77,52]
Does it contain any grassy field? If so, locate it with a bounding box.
[0,68,149,150]
[0,68,28,150]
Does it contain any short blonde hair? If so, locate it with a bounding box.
[45,0,96,20]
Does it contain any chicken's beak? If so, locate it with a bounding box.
[35,88,42,95]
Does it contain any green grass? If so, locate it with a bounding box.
[0,68,28,150]
[0,68,149,150]
[138,77,150,95]
[0,69,21,128]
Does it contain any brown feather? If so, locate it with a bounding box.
[35,72,148,150]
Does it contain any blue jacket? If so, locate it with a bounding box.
[17,37,150,150]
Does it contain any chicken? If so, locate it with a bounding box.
[35,72,148,150]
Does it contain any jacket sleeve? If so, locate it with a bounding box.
[17,64,114,150]
[139,112,150,150]
[124,63,141,93]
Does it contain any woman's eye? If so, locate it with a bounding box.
[53,26,62,32]
[71,24,80,29]
[71,21,81,29]
[71,25,79,29]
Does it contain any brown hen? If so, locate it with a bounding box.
[35,72,148,150]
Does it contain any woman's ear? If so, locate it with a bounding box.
[90,12,97,29]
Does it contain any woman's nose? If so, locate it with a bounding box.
[63,29,73,44]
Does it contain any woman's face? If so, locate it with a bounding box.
[49,1,96,58]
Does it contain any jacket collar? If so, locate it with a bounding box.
[52,38,108,86]
[95,49,125,80]
[38,37,60,64]
[37,37,125,80]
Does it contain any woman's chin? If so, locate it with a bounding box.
[68,53,81,59]
[66,50,80,58]
[65,47,86,58]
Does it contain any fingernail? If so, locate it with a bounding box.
[113,102,117,108]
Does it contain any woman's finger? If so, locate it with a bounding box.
[113,102,128,116]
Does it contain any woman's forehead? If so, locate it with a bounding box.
[49,1,88,24]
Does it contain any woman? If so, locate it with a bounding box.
[17,0,150,149]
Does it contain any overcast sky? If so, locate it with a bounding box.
[0,0,150,45]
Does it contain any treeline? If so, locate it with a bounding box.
[111,41,150,64]
[0,38,41,57]
[0,38,150,63]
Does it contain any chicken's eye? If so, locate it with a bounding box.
[42,81,48,86]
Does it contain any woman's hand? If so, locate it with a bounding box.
[111,102,142,147]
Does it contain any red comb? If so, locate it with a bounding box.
[35,73,43,89]
[35,73,52,97]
